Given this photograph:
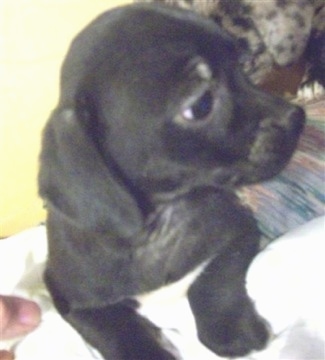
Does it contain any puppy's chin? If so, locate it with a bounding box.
[214,155,295,187]
[211,161,284,187]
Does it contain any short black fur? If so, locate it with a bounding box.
[39,4,305,359]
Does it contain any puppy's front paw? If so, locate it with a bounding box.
[198,304,270,358]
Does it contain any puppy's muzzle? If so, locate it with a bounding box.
[247,104,305,179]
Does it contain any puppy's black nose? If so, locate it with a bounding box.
[287,106,305,137]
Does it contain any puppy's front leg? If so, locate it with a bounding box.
[188,239,269,358]
[65,302,177,360]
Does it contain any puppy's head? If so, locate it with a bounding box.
[39,4,305,235]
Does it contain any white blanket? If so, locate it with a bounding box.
[0,217,324,359]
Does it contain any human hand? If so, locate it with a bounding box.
[0,295,41,360]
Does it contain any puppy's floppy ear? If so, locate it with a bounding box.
[39,108,143,238]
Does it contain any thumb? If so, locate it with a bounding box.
[0,296,41,340]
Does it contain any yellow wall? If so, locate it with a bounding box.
[0,0,131,237]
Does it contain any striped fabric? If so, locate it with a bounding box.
[239,97,325,248]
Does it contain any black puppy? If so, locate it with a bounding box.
[39,3,305,360]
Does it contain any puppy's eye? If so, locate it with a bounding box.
[181,90,214,122]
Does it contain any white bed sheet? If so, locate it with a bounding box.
[0,217,324,359]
